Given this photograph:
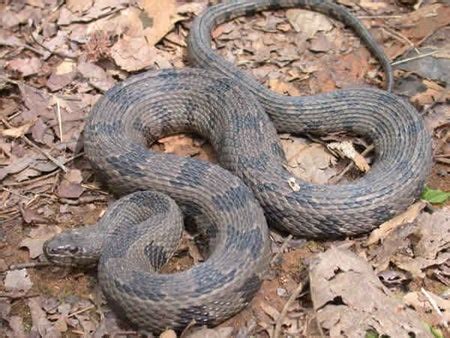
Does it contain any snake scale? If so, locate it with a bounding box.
[44,0,432,334]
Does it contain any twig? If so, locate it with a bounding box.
[271,234,293,265]
[55,98,63,142]
[358,15,402,19]
[1,187,33,201]
[68,304,96,318]
[381,26,419,54]
[3,261,50,272]
[0,292,40,299]
[330,144,374,184]
[392,50,439,66]
[1,118,68,173]
[274,280,305,338]
[421,288,448,328]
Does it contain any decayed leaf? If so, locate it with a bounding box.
[327,141,370,172]
[20,225,62,259]
[285,9,333,39]
[7,57,42,77]
[309,247,431,337]
[142,0,181,47]
[57,169,85,198]
[281,136,337,184]
[391,208,450,278]
[5,269,33,294]
[366,201,426,245]
[28,297,60,337]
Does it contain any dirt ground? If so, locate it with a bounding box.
[0,0,449,337]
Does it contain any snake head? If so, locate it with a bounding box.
[43,228,101,268]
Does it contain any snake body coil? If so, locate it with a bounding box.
[44,0,432,333]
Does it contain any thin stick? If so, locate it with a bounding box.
[421,288,448,328]
[274,280,305,338]
[392,50,439,66]
[3,261,50,272]
[55,98,63,142]
[358,15,402,19]
[68,304,96,318]
[330,145,374,184]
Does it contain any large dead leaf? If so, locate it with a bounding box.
[7,57,42,77]
[285,9,333,39]
[111,36,159,72]
[309,247,431,337]
[142,0,181,47]
[367,201,426,245]
[370,207,449,277]
[4,269,33,295]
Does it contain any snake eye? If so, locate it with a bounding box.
[68,246,79,254]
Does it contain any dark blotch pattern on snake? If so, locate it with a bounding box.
[44,0,432,334]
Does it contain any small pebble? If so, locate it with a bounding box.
[277,287,287,297]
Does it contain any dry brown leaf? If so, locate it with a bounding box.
[20,225,61,259]
[309,32,334,53]
[366,201,426,245]
[281,136,337,184]
[327,141,370,172]
[395,3,450,42]
[111,36,158,72]
[159,135,201,157]
[267,78,301,96]
[0,156,36,181]
[309,247,431,337]
[391,208,450,278]
[7,57,42,77]
[285,9,333,39]
[4,269,33,294]
[78,61,115,92]
[142,0,181,47]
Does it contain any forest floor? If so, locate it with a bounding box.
[0,0,449,337]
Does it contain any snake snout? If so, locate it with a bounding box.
[43,233,100,267]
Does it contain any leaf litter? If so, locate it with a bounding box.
[0,0,449,336]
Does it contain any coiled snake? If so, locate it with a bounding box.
[44,0,432,333]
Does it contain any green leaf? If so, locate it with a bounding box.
[430,325,443,338]
[421,187,450,204]
[365,330,379,338]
